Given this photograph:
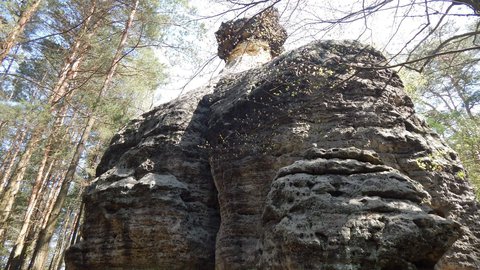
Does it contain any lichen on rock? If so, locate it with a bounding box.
[66,9,480,270]
[260,147,460,270]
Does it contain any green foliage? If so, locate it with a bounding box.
[401,22,480,197]
[416,153,444,172]
[0,1,24,40]
[0,0,199,267]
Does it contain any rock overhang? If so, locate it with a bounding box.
[215,8,287,63]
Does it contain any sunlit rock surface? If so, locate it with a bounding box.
[260,148,460,269]
[65,84,219,270]
[66,9,480,270]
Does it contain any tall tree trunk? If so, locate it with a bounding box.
[0,129,27,196]
[0,102,68,243]
[28,2,139,268]
[0,131,42,241]
[0,45,21,134]
[28,116,94,270]
[20,169,64,270]
[51,196,82,270]
[47,0,100,106]
[0,0,42,64]
[5,102,82,269]
[69,202,83,246]
[4,147,54,270]
[448,75,476,120]
[0,0,99,245]
[28,112,96,269]
[47,208,73,270]
[7,167,61,266]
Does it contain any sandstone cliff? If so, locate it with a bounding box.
[66,9,480,270]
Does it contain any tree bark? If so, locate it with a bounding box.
[4,146,54,270]
[47,0,100,106]
[28,116,95,270]
[19,169,64,270]
[0,129,27,196]
[0,0,99,247]
[48,208,74,270]
[69,202,83,246]
[0,131,41,242]
[52,197,82,270]
[0,100,70,244]
[27,1,139,268]
[0,0,42,64]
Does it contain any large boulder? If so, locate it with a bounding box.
[66,10,480,270]
[260,147,460,269]
[65,85,220,269]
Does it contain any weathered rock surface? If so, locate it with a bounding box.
[215,7,287,61]
[260,148,460,269]
[66,15,480,270]
[205,40,479,270]
[65,84,220,269]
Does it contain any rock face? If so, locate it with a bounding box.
[65,85,220,269]
[66,10,480,270]
[260,148,460,269]
[215,8,287,62]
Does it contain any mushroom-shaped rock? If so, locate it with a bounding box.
[215,7,287,63]
[66,30,480,270]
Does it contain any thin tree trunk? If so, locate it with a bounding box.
[0,125,25,169]
[28,2,139,268]
[20,169,64,270]
[0,102,68,244]
[0,147,13,177]
[6,102,82,269]
[28,116,95,270]
[0,129,27,196]
[0,45,20,100]
[69,202,83,246]
[0,65,68,244]
[52,196,82,270]
[0,0,99,245]
[47,0,99,106]
[0,131,41,241]
[0,45,20,132]
[0,137,14,173]
[0,0,42,64]
[47,208,73,270]
[8,168,62,270]
[4,148,54,270]
[448,75,476,120]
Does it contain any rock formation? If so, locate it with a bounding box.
[66,8,480,270]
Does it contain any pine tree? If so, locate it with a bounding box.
[0,0,42,64]
[402,24,480,194]
[0,0,197,267]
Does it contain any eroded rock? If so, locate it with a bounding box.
[66,11,480,270]
[260,148,460,270]
[215,7,287,61]
[65,85,220,270]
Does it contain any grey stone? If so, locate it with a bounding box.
[66,38,480,270]
[215,7,287,61]
[65,84,220,270]
[259,150,460,269]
